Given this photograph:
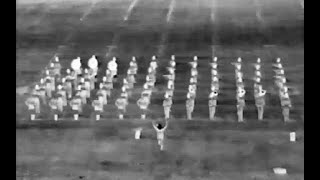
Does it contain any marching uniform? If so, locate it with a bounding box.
[108,57,118,78]
[191,67,198,77]
[188,86,197,99]
[126,76,135,89]
[165,89,174,98]
[92,96,104,120]
[88,55,98,78]
[137,96,150,119]
[38,85,46,105]
[69,95,82,115]
[97,84,108,105]
[115,96,128,119]
[280,89,291,122]
[190,76,197,84]
[208,91,218,120]
[236,88,246,122]
[84,77,91,98]
[152,120,168,151]
[255,87,266,120]
[78,81,87,104]
[186,96,195,120]
[163,97,173,119]
[44,75,54,98]
[25,94,40,119]
[53,56,61,76]
[64,73,74,99]
[150,60,158,70]
[70,57,82,87]
[49,95,63,114]
[56,86,67,107]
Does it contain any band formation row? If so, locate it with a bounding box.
[24,54,292,122]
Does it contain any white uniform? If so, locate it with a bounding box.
[108,58,118,78]
[152,121,168,151]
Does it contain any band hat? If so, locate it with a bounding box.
[152,55,156,61]
[256,58,261,63]
[212,56,218,62]
[193,56,198,61]
[88,55,98,69]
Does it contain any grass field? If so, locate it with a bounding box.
[16,0,304,179]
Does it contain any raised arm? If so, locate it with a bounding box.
[162,120,169,131]
[152,121,158,130]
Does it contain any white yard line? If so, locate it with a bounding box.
[253,0,264,24]
[210,0,217,23]
[211,45,217,57]
[299,0,304,10]
[80,0,100,21]
[166,0,176,23]
[123,0,140,21]
[156,32,169,56]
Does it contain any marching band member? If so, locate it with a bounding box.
[38,79,47,104]
[115,94,128,120]
[188,84,197,99]
[56,84,67,107]
[46,62,55,77]
[165,89,174,98]
[236,87,246,122]
[88,55,98,78]
[169,55,176,67]
[108,57,118,78]
[137,95,150,119]
[272,58,282,69]
[69,94,82,120]
[120,86,129,100]
[255,86,266,120]
[185,93,195,120]
[211,76,219,90]
[210,62,218,70]
[146,73,156,88]
[97,83,108,105]
[25,92,40,120]
[44,70,54,98]
[48,94,63,121]
[129,56,138,74]
[152,120,169,151]
[142,83,152,97]
[163,93,173,119]
[190,76,197,85]
[126,71,136,86]
[102,75,113,92]
[65,69,75,98]
[190,66,198,77]
[70,57,82,81]
[52,56,61,77]
[78,79,87,104]
[212,56,218,62]
[208,89,218,120]
[150,55,158,70]
[255,70,262,78]
[92,94,104,120]
[279,86,292,122]
[84,72,91,98]
[123,79,132,97]
[167,67,175,79]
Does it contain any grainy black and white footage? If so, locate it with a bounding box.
[16,0,304,179]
